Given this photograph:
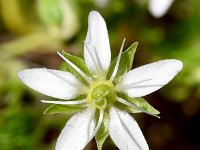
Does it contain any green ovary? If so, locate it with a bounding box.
[88,84,116,109]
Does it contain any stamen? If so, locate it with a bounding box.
[101,99,107,110]
[41,99,87,105]
[57,52,92,83]
[117,97,160,118]
[109,38,126,82]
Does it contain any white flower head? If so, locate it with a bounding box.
[148,0,175,18]
[17,11,182,150]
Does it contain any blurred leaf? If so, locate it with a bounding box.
[0,31,58,57]
[0,0,36,34]
[37,0,63,27]
[0,109,39,150]
[37,0,80,39]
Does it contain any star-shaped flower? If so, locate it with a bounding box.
[17,11,182,150]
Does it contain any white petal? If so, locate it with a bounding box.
[109,107,149,150]
[84,11,111,74]
[148,0,174,18]
[17,68,85,100]
[116,59,183,97]
[56,108,95,150]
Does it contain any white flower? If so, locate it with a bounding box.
[17,11,182,150]
[93,0,174,18]
[148,0,174,18]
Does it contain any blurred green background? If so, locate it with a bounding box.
[0,0,200,149]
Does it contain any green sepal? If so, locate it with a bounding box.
[117,93,160,115]
[62,51,93,85]
[59,61,70,72]
[44,104,86,115]
[114,101,139,113]
[106,42,138,83]
[95,109,109,150]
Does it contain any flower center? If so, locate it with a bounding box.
[87,82,116,109]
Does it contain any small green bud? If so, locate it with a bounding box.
[37,0,63,27]
[37,0,80,39]
[91,84,116,109]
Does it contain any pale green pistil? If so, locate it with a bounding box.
[87,83,116,110]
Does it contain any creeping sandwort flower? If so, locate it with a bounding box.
[18,11,182,150]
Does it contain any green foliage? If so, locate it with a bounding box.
[107,42,138,83]
[0,0,36,34]
[37,0,63,27]
[0,108,40,150]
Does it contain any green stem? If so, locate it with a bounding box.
[0,31,61,57]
